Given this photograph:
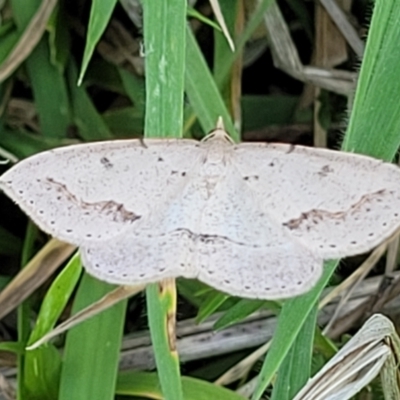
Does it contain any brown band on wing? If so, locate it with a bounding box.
[46,177,140,223]
[283,189,387,230]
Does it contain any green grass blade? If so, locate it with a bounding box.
[24,255,81,399]
[10,0,70,138]
[103,107,144,136]
[185,27,236,138]
[143,0,186,138]
[142,0,187,398]
[0,128,66,158]
[270,306,317,400]
[67,61,114,140]
[118,67,146,123]
[116,371,247,400]
[28,254,82,345]
[196,292,228,323]
[342,0,400,159]
[251,261,337,399]
[78,0,118,84]
[58,274,126,400]
[0,24,19,65]
[214,299,270,330]
[17,223,38,400]
[146,283,182,399]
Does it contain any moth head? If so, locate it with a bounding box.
[202,117,234,145]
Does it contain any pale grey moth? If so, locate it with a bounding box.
[1,125,400,299]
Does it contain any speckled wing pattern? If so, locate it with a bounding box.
[232,143,400,259]
[1,128,400,299]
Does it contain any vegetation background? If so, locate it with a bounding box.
[0,0,399,399]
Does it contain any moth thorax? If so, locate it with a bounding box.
[201,152,228,178]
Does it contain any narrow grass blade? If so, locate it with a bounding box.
[142,0,187,399]
[251,261,337,399]
[116,371,247,400]
[11,0,70,138]
[196,292,228,323]
[214,299,271,331]
[270,306,317,400]
[143,0,186,138]
[17,223,39,400]
[185,27,236,139]
[67,61,114,140]
[78,0,118,84]
[58,274,126,400]
[23,255,81,398]
[27,254,82,346]
[146,282,182,400]
[343,0,400,159]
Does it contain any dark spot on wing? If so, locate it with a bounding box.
[243,175,259,182]
[318,165,334,177]
[100,157,113,169]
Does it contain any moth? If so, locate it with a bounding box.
[2,123,400,299]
